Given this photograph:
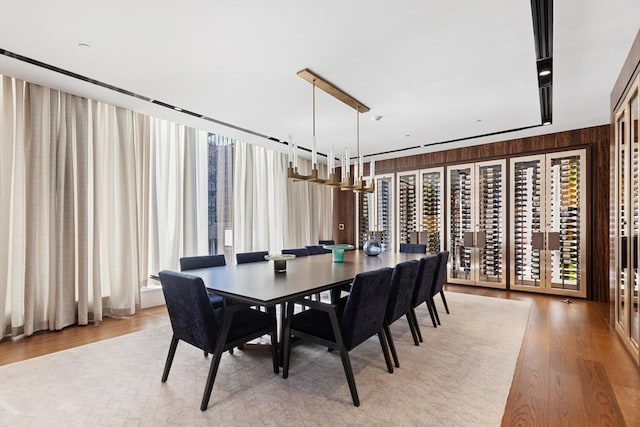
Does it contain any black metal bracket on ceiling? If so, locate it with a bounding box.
[531,0,553,125]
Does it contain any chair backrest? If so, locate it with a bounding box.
[236,251,269,264]
[340,267,393,351]
[179,254,226,271]
[411,254,439,307]
[385,259,420,324]
[432,250,449,295]
[305,244,331,255]
[282,247,310,257]
[159,270,219,353]
[399,243,427,254]
[319,239,335,245]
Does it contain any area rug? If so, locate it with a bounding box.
[0,292,531,426]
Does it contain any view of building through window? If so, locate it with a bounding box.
[207,134,234,256]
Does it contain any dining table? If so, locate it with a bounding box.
[187,250,423,307]
[186,250,424,361]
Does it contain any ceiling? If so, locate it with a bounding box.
[0,1,638,161]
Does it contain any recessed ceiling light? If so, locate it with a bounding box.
[539,69,551,77]
[372,115,383,121]
[78,43,91,49]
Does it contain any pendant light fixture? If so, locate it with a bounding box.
[288,68,375,194]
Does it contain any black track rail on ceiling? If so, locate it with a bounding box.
[530,0,553,124]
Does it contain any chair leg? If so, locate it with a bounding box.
[409,308,423,344]
[429,297,441,325]
[425,298,438,328]
[200,346,224,411]
[406,312,420,346]
[338,347,360,407]
[161,336,179,382]
[383,322,399,368]
[440,290,450,314]
[378,330,394,373]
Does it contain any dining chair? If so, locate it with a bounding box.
[158,270,278,411]
[180,254,226,270]
[180,255,227,309]
[282,267,394,407]
[429,250,450,326]
[383,259,420,368]
[236,251,269,264]
[399,243,427,254]
[409,254,440,344]
[305,244,331,255]
[282,247,310,257]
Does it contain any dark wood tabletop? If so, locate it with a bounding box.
[187,250,422,306]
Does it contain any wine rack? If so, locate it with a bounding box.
[478,164,504,283]
[398,173,417,245]
[357,192,372,248]
[356,174,395,252]
[510,150,586,296]
[446,160,506,288]
[376,176,393,252]
[613,76,639,363]
[512,159,542,286]
[449,166,473,279]
[394,168,444,253]
[421,169,443,254]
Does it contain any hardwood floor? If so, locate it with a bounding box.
[1,286,638,426]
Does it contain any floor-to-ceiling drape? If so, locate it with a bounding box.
[0,76,149,337]
[234,141,333,255]
[148,120,209,274]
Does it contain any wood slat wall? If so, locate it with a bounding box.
[333,125,611,301]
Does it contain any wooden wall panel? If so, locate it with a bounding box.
[332,187,355,245]
[334,125,611,301]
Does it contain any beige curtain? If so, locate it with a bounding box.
[148,119,209,274]
[234,141,333,255]
[0,76,149,338]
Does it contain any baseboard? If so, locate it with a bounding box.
[141,286,165,309]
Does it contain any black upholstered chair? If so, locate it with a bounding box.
[399,243,427,254]
[158,270,279,411]
[305,244,331,255]
[383,259,420,368]
[282,267,394,407]
[282,247,310,257]
[236,251,269,264]
[180,254,226,270]
[180,255,227,309]
[430,250,450,326]
[409,254,440,344]
[319,239,335,245]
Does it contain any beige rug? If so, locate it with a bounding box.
[0,292,530,426]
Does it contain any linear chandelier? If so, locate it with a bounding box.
[288,68,375,193]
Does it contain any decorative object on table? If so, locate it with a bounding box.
[363,233,383,256]
[265,254,296,272]
[322,244,355,263]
